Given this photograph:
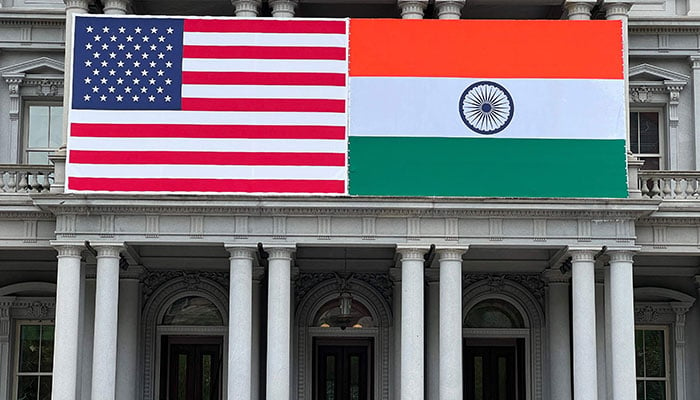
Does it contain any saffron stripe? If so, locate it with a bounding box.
[183,19,347,35]
[181,71,347,86]
[181,98,346,113]
[69,150,346,166]
[183,45,347,60]
[68,177,346,193]
[70,123,346,139]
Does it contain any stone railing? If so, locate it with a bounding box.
[0,164,54,193]
[639,171,700,199]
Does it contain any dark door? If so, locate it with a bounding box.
[315,341,372,400]
[161,336,222,400]
[464,341,525,400]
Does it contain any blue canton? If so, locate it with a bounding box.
[72,16,184,110]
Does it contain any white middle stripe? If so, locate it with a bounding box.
[69,137,346,153]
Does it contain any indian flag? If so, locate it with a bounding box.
[347,19,627,198]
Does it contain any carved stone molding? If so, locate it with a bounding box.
[398,0,427,19]
[435,0,464,19]
[565,2,594,20]
[232,0,261,17]
[270,0,297,17]
[463,274,545,306]
[294,272,392,307]
[142,270,229,303]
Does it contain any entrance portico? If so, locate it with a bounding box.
[41,196,653,400]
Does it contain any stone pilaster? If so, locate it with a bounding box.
[398,0,428,19]
[270,0,297,18]
[542,268,572,400]
[689,56,700,169]
[435,0,464,19]
[3,75,23,163]
[232,0,261,17]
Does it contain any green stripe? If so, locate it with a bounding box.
[348,137,628,198]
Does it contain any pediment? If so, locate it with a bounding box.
[629,63,689,83]
[0,57,64,77]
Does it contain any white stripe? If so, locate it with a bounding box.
[182,58,347,73]
[349,77,625,140]
[182,84,346,100]
[183,32,347,47]
[69,137,346,153]
[69,109,347,126]
[67,164,346,180]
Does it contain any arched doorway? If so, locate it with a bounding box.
[295,275,392,400]
[463,277,545,400]
[141,274,229,400]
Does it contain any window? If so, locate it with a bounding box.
[635,326,670,400]
[629,111,662,170]
[23,104,62,165]
[162,296,223,326]
[465,299,525,329]
[13,322,54,400]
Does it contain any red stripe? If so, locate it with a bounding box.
[68,177,345,193]
[184,19,347,34]
[70,123,346,140]
[182,98,345,113]
[182,71,346,86]
[70,150,346,167]
[183,45,346,60]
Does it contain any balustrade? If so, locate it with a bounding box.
[639,171,700,199]
[0,164,54,193]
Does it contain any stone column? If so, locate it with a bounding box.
[565,1,595,19]
[608,250,637,400]
[251,267,264,400]
[690,57,700,169]
[389,268,402,400]
[398,0,428,19]
[397,247,427,400]
[51,243,84,400]
[438,248,466,400]
[542,268,572,400]
[90,244,123,400]
[435,0,465,19]
[116,267,142,400]
[232,0,261,17]
[595,267,608,400]
[103,0,129,14]
[226,246,256,400]
[605,2,632,156]
[571,249,598,400]
[0,299,13,400]
[425,268,439,400]
[266,247,294,400]
[53,0,89,192]
[270,0,297,17]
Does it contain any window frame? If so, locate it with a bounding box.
[629,107,666,170]
[635,325,672,400]
[21,100,63,165]
[12,320,55,400]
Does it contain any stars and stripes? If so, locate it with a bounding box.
[67,16,348,194]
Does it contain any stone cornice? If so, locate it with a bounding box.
[31,195,660,219]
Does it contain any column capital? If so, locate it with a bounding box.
[51,241,84,258]
[603,2,632,19]
[103,0,130,14]
[607,249,636,263]
[232,0,261,17]
[436,247,468,262]
[396,246,428,262]
[225,246,257,260]
[690,56,700,69]
[91,242,124,259]
[542,268,570,284]
[435,0,465,19]
[270,0,297,18]
[564,1,595,20]
[267,246,295,260]
[63,0,89,11]
[398,0,428,19]
[569,248,598,262]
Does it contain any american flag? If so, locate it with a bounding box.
[67,15,348,194]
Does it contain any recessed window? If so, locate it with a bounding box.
[635,327,670,400]
[465,299,524,329]
[23,104,62,165]
[14,322,54,400]
[629,111,662,170]
[162,296,223,326]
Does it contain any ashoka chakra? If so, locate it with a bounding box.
[459,81,514,135]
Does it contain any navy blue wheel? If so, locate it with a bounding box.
[459,81,514,135]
